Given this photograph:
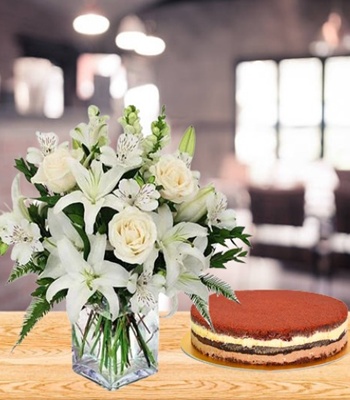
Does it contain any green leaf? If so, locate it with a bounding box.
[73,225,91,260]
[188,294,214,331]
[14,158,48,197]
[8,262,44,283]
[14,289,67,348]
[34,195,61,206]
[200,274,239,303]
[14,297,51,347]
[208,225,251,248]
[31,285,49,298]
[27,204,49,237]
[14,158,36,182]
[36,277,54,286]
[0,240,9,256]
[210,248,248,269]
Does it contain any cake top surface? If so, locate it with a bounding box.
[191,290,348,340]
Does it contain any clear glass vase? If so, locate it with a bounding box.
[72,304,159,391]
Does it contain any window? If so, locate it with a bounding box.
[14,57,64,118]
[235,56,350,169]
[124,84,160,136]
[76,54,127,101]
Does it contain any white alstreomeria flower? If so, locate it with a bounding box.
[26,131,68,165]
[127,271,165,314]
[46,234,129,324]
[100,133,143,169]
[0,175,43,265]
[207,191,236,230]
[113,179,160,212]
[54,160,127,234]
[1,219,43,265]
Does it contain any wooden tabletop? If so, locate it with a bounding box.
[0,312,349,400]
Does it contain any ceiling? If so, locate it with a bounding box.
[26,0,163,26]
[13,0,178,54]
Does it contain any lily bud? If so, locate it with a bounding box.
[179,126,196,157]
[175,185,215,223]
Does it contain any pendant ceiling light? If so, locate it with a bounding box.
[310,7,350,56]
[73,2,110,35]
[115,15,146,50]
[116,15,166,56]
[134,35,166,56]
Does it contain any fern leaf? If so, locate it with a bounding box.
[188,293,215,331]
[14,289,67,348]
[200,274,239,303]
[14,297,51,348]
[8,262,43,283]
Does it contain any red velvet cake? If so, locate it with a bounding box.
[190,290,348,365]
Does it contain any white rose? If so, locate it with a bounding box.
[150,154,198,203]
[31,148,76,193]
[108,207,157,264]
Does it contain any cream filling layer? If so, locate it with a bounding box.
[191,333,348,365]
[191,318,348,349]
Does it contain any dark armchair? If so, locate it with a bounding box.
[247,185,320,274]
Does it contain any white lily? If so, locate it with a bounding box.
[175,184,215,223]
[54,160,127,234]
[166,271,209,304]
[113,179,160,212]
[40,209,84,279]
[207,191,236,230]
[46,234,129,323]
[152,205,208,289]
[180,236,210,276]
[26,131,68,165]
[100,133,143,169]
[8,174,30,221]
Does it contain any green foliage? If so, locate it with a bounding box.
[27,204,49,237]
[208,225,251,248]
[33,195,61,207]
[207,225,251,268]
[188,293,214,331]
[97,207,117,235]
[8,262,44,283]
[0,239,8,256]
[210,247,248,269]
[14,158,36,182]
[15,297,51,347]
[148,106,170,154]
[14,289,67,348]
[200,274,239,303]
[61,203,91,259]
[14,158,48,196]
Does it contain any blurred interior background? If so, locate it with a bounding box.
[1,0,350,312]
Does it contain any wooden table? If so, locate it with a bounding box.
[0,312,349,399]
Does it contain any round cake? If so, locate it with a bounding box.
[190,290,348,365]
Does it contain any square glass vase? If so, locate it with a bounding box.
[72,305,159,391]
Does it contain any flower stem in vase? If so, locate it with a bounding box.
[72,306,159,390]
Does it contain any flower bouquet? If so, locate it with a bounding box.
[0,105,250,390]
